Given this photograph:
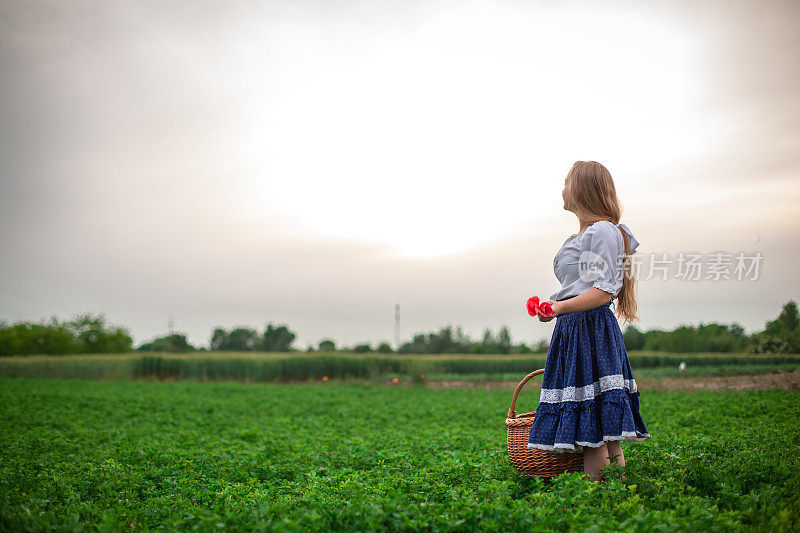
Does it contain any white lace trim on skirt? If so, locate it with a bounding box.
[526,431,652,453]
[539,374,638,403]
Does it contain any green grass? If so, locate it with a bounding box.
[1,377,798,531]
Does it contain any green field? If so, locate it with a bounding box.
[1,377,799,531]
[1,352,798,384]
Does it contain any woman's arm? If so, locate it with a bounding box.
[537,288,612,321]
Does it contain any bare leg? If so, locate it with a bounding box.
[606,440,626,482]
[583,443,610,481]
[605,440,626,466]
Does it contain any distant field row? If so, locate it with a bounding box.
[1,352,798,382]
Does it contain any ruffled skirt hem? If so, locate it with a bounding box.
[527,431,651,454]
[527,387,651,454]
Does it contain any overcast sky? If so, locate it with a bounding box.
[1,0,798,349]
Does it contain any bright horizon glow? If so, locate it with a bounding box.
[227,3,714,258]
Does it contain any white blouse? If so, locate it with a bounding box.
[550,220,640,302]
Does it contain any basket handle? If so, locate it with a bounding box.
[507,368,544,419]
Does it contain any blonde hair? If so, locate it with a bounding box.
[563,161,639,324]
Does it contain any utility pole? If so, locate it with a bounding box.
[394,303,400,351]
[168,314,174,335]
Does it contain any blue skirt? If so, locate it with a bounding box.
[527,301,651,453]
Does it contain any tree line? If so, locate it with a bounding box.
[1,301,798,356]
[138,323,548,355]
[0,313,132,356]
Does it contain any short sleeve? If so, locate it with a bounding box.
[580,221,624,298]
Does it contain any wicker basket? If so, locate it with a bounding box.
[505,369,584,477]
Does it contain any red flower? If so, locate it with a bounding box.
[526,296,540,317]
[526,296,553,317]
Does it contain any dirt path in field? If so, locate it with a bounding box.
[416,371,800,391]
[638,372,800,391]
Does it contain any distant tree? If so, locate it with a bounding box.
[639,322,746,353]
[768,300,800,334]
[0,317,81,356]
[209,323,295,352]
[0,313,132,356]
[481,328,493,347]
[138,333,197,353]
[228,327,259,351]
[765,301,799,352]
[398,324,469,354]
[515,343,532,354]
[397,324,522,354]
[749,300,800,353]
[470,327,504,354]
[748,334,790,354]
[210,328,227,351]
[261,323,296,352]
[623,325,646,351]
[728,323,745,337]
[353,343,372,353]
[497,325,511,354]
[376,342,394,353]
[209,327,257,351]
[318,339,336,352]
[66,313,133,354]
[399,333,426,354]
[467,328,494,354]
[533,339,549,353]
[426,326,456,354]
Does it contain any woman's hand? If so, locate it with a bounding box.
[537,300,558,322]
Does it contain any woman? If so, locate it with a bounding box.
[527,161,651,481]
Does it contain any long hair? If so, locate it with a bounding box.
[563,160,639,324]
